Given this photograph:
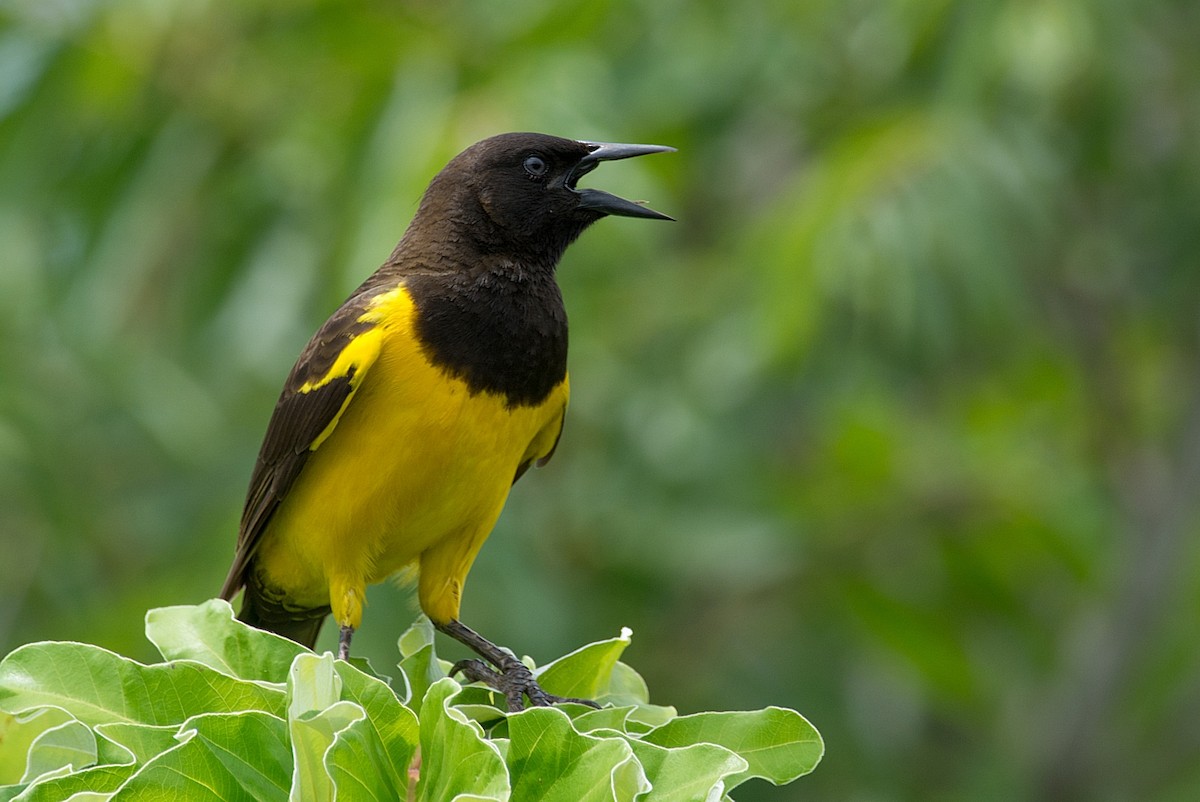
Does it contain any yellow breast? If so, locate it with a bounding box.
[254,286,568,627]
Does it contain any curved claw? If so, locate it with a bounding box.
[450,655,599,712]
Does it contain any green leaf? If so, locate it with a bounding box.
[0,783,25,801]
[535,627,632,703]
[0,709,75,784]
[397,616,437,659]
[325,714,404,801]
[91,723,177,765]
[567,705,635,735]
[114,712,291,801]
[416,678,508,802]
[324,724,395,801]
[625,707,677,732]
[13,763,135,797]
[507,707,647,802]
[287,653,359,802]
[11,763,134,802]
[0,607,823,799]
[332,661,418,794]
[642,707,824,789]
[291,700,364,801]
[610,755,648,802]
[7,720,141,802]
[145,600,307,683]
[627,739,748,802]
[287,652,342,719]
[58,793,114,802]
[598,663,677,728]
[601,662,650,706]
[395,616,447,712]
[0,643,286,726]
[20,719,95,783]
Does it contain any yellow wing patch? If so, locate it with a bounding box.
[303,324,384,452]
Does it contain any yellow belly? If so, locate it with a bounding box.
[254,287,568,628]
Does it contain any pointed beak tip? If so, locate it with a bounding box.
[639,204,676,222]
[575,188,674,221]
[578,141,677,163]
[571,139,676,220]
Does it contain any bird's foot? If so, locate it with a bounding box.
[449,656,598,712]
[436,619,599,712]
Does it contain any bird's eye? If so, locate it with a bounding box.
[523,155,548,178]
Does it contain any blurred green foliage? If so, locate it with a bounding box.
[1,0,1197,799]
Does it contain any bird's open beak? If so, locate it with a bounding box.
[570,141,675,221]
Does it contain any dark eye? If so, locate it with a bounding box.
[523,155,548,178]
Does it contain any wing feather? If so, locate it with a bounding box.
[219,302,383,601]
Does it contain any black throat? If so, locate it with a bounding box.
[406,259,568,408]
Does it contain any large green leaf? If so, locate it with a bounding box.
[287,653,357,802]
[7,719,142,802]
[19,719,95,784]
[395,616,448,713]
[642,707,824,789]
[602,662,650,706]
[332,660,418,794]
[569,705,636,735]
[535,627,632,702]
[145,600,306,684]
[0,709,75,784]
[597,663,676,729]
[324,717,402,801]
[291,700,365,802]
[415,678,508,802]
[0,643,286,726]
[283,652,421,801]
[627,739,748,802]
[114,712,291,801]
[91,723,177,765]
[506,707,647,802]
[9,763,134,802]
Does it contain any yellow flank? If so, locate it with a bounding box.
[252,284,569,629]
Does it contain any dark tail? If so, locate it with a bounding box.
[235,578,329,650]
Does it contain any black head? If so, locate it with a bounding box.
[414,132,674,259]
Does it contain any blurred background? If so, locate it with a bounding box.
[2,0,1198,799]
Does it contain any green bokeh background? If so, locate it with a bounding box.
[2,1,1198,799]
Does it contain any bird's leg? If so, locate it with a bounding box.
[435,619,600,712]
[337,624,353,660]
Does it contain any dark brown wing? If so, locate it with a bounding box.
[218,300,383,601]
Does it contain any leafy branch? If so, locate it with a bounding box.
[0,601,821,800]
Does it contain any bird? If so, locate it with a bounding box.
[218,132,673,710]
